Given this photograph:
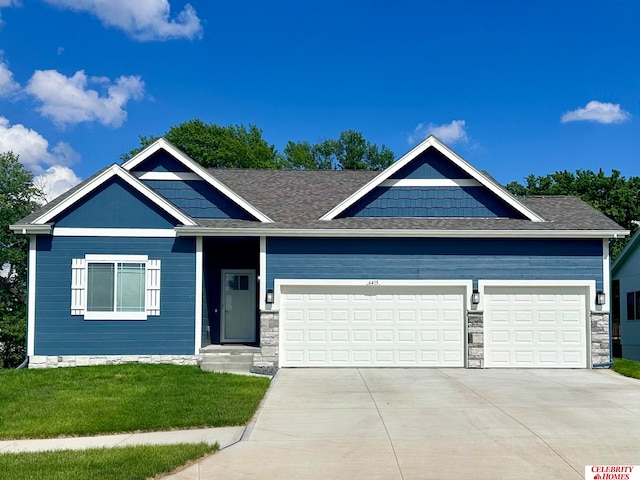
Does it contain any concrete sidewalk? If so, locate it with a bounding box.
[0,426,244,453]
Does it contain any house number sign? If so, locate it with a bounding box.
[366,280,380,286]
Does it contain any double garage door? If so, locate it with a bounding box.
[279,283,588,368]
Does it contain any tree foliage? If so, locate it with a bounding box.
[284,130,394,170]
[0,151,42,367]
[121,120,285,169]
[506,169,640,256]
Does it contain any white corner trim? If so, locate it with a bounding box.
[477,279,597,312]
[122,138,274,223]
[195,236,203,353]
[379,178,481,187]
[602,238,610,313]
[135,171,202,181]
[272,278,474,311]
[259,236,267,311]
[27,237,36,356]
[53,228,177,238]
[319,136,544,222]
[33,164,196,227]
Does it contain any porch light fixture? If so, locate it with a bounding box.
[596,290,606,306]
[471,289,480,305]
[266,289,274,304]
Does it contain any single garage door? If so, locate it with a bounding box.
[484,286,587,368]
[279,284,465,367]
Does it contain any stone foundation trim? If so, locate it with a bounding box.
[28,355,200,369]
[590,311,611,368]
[251,311,279,375]
[467,310,484,368]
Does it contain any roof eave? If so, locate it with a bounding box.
[9,224,53,235]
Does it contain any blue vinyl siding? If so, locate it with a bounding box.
[145,180,254,220]
[390,148,473,179]
[340,186,523,218]
[53,178,179,228]
[35,236,196,355]
[130,150,191,172]
[266,237,603,291]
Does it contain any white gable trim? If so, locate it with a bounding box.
[122,138,273,223]
[135,171,202,181]
[320,136,545,222]
[33,164,196,226]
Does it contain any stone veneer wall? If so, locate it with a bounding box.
[467,310,484,368]
[28,355,199,369]
[251,311,279,375]
[590,311,610,367]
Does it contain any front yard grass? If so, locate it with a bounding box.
[0,363,270,440]
[0,443,217,480]
[612,357,640,380]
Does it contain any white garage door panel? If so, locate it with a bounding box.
[484,286,587,368]
[280,285,465,367]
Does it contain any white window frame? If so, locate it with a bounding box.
[71,254,161,321]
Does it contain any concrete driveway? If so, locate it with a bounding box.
[168,368,640,480]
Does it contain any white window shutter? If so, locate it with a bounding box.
[146,259,161,315]
[71,258,86,315]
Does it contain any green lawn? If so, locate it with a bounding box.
[612,357,640,380]
[0,363,270,440]
[0,443,218,480]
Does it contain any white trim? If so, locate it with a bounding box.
[379,178,481,187]
[122,138,273,223]
[33,164,196,226]
[477,279,597,311]
[611,229,640,274]
[195,237,203,353]
[175,226,626,239]
[273,278,474,311]
[85,254,148,262]
[135,171,201,181]
[54,228,176,238]
[320,136,545,222]
[27,237,36,357]
[602,238,610,313]
[259,236,266,311]
[85,312,148,321]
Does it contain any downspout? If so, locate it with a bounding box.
[15,356,29,370]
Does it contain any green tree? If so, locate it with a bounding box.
[121,120,284,169]
[0,152,42,367]
[284,130,394,170]
[506,169,640,256]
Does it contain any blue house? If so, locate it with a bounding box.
[610,230,640,361]
[11,136,626,372]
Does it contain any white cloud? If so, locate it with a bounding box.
[43,0,202,41]
[0,0,20,25]
[0,53,20,97]
[408,120,468,145]
[0,116,79,172]
[561,101,631,124]
[34,165,81,202]
[26,69,144,127]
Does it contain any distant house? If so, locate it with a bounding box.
[611,230,640,361]
[11,136,626,371]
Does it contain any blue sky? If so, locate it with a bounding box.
[0,0,638,199]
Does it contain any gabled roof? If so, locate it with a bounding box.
[12,164,196,233]
[122,138,273,223]
[319,135,545,222]
[611,228,640,274]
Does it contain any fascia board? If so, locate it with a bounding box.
[9,224,53,235]
[320,135,544,222]
[175,226,628,239]
[32,164,196,226]
[122,138,274,223]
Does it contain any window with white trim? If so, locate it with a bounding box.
[71,255,161,320]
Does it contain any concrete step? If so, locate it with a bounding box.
[199,346,258,373]
[200,361,254,373]
[200,355,253,365]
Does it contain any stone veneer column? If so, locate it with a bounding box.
[590,312,610,367]
[251,311,279,375]
[467,310,484,368]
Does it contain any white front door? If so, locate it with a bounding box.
[279,284,465,367]
[484,286,588,368]
[221,269,256,343]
